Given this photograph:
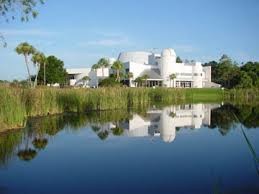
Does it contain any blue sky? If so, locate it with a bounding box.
[1,0,259,80]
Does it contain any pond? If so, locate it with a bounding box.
[0,103,259,194]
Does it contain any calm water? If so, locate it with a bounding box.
[0,103,259,194]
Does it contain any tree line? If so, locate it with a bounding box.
[203,54,259,89]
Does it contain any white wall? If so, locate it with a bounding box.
[67,67,109,87]
[125,104,216,143]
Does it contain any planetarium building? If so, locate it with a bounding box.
[119,48,218,88]
[67,48,220,88]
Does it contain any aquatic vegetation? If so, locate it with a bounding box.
[0,85,258,131]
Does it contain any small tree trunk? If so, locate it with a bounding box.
[117,70,120,82]
[24,54,32,87]
[44,62,46,85]
[34,64,40,88]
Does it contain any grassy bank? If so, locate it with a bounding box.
[0,86,258,131]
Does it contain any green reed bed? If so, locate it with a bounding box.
[0,87,27,131]
[224,88,259,104]
[0,86,231,131]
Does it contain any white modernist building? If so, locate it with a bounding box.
[96,103,219,143]
[67,48,219,88]
[122,103,219,143]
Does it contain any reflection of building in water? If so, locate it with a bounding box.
[124,104,219,143]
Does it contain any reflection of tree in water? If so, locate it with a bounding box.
[1,105,258,165]
[240,106,259,128]
[90,110,132,140]
[0,110,132,165]
[0,130,23,166]
[210,104,259,136]
[111,127,124,136]
[210,104,237,135]
[98,130,109,140]
[32,138,48,150]
[17,149,37,161]
[17,131,37,162]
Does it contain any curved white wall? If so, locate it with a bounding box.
[160,49,176,87]
[192,62,203,88]
[118,51,152,64]
[160,107,176,143]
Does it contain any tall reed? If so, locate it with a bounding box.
[0,86,235,131]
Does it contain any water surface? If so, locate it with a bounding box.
[0,103,259,194]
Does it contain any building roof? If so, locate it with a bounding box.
[139,69,162,80]
[66,68,91,75]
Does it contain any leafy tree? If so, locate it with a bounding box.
[219,54,232,63]
[38,56,67,85]
[15,42,36,87]
[176,56,183,63]
[236,71,253,88]
[202,61,219,83]
[0,0,44,46]
[112,60,124,82]
[0,0,44,22]
[241,62,259,86]
[216,55,240,88]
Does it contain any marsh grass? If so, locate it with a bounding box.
[2,86,256,131]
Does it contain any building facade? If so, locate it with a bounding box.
[67,48,220,88]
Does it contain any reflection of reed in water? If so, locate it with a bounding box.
[0,110,133,166]
[0,131,23,166]
[241,129,259,176]
[230,111,259,177]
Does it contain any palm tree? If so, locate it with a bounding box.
[127,72,133,79]
[97,130,109,140]
[15,42,36,87]
[31,52,45,87]
[32,138,48,150]
[169,73,176,88]
[134,77,144,87]
[17,134,37,162]
[127,72,134,87]
[112,60,124,82]
[97,58,109,78]
[82,76,91,87]
[92,63,100,88]
[142,74,149,87]
[17,148,37,161]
